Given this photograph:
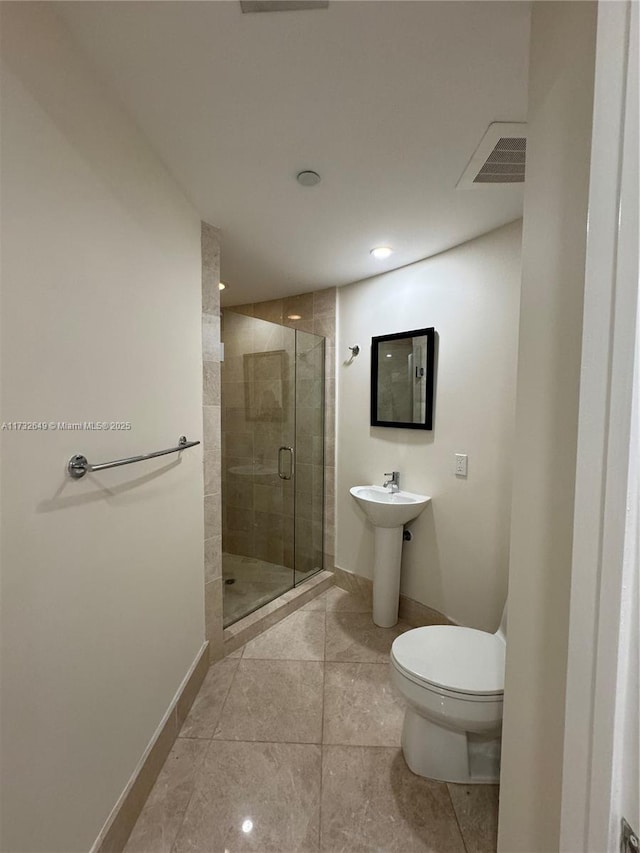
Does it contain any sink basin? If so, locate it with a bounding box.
[350,484,431,627]
[350,485,431,528]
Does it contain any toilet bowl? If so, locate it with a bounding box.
[390,605,506,784]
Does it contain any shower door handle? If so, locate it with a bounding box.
[278,446,294,481]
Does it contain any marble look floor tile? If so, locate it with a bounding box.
[323,662,405,746]
[173,740,321,852]
[214,660,324,743]
[243,610,325,660]
[447,783,500,853]
[325,612,409,663]
[324,586,371,612]
[300,592,327,611]
[225,644,244,658]
[123,738,208,853]
[179,658,239,739]
[321,746,466,853]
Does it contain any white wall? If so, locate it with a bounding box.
[558,3,639,850]
[0,5,205,851]
[336,221,521,631]
[610,6,639,834]
[497,3,597,852]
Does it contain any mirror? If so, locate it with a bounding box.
[370,327,435,429]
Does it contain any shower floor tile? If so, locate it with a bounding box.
[127,587,499,853]
[222,553,293,627]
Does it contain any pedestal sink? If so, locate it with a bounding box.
[350,485,431,627]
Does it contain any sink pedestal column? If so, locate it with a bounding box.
[372,525,404,627]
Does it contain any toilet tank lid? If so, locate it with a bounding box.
[391,626,505,695]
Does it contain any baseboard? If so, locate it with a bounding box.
[332,565,453,627]
[90,641,210,853]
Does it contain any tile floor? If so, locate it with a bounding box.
[125,587,499,853]
[222,552,320,627]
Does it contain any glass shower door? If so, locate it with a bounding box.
[221,313,296,626]
[220,312,325,627]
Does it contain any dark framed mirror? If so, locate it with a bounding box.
[371,327,435,429]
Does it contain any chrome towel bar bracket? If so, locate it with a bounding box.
[67,435,200,480]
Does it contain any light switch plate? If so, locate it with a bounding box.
[455,453,468,477]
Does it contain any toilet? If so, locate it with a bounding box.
[390,603,507,784]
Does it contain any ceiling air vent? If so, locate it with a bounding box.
[240,1,328,12]
[457,122,527,189]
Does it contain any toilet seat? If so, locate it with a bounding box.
[391,625,505,697]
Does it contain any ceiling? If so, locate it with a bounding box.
[57,1,531,306]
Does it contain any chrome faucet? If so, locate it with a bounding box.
[383,471,400,492]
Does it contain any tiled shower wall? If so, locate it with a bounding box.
[220,312,298,568]
[201,223,223,662]
[228,288,336,574]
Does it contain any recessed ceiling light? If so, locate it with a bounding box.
[287,313,302,320]
[218,282,226,290]
[296,170,321,187]
[370,246,393,259]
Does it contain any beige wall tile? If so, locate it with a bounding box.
[201,225,220,315]
[205,578,224,663]
[202,314,220,363]
[312,313,335,339]
[227,302,254,317]
[324,467,335,497]
[225,431,253,458]
[220,380,244,408]
[226,505,253,534]
[204,536,222,584]
[202,406,220,451]
[201,222,222,669]
[283,293,313,328]
[204,494,221,540]
[313,286,336,317]
[203,449,221,498]
[203,362,220,406]
[251,298,283,324]
[225,478,254,510]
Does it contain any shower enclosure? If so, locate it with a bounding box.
[221,310,325,626]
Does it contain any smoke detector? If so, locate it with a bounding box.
[297,170,321,187]
[457,122,527,188]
